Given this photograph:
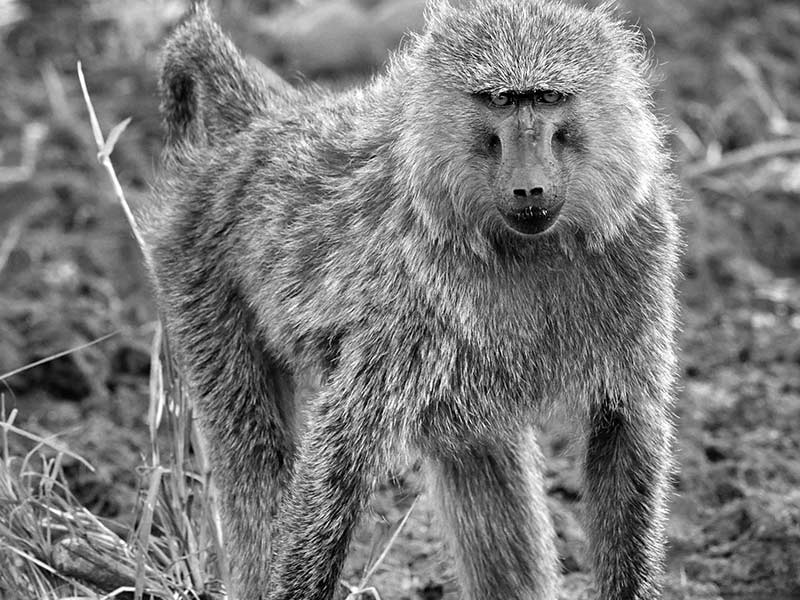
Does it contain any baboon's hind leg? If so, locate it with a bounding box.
[169,288,297,598]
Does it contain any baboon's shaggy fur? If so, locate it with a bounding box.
[144,1,680,598]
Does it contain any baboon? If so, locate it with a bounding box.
[143,0,680,599]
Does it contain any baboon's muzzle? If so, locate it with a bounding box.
[495,116,564,236]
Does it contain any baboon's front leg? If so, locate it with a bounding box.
[266,389,380,600]
[427,430,559,600]
[583,398,673,600]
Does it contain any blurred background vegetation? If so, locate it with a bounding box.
[0,0,799,598]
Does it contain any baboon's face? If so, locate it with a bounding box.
[475,89,571,236]
[404,0,663,248]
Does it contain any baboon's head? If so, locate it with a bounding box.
[396,0,666,252]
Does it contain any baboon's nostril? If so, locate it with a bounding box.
[513,187,544,198]
[488,134,501,153]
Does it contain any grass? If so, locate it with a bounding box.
[0,321,228,599]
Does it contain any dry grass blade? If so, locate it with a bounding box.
[344,586,382,600]
[1,416,94,472]
[41,61,71,123]
[148,322,165,464]
[77,61,104,149]
[134,466,164,600]
[358,496,418,589]
[0,219,23,277]
[338,495,419,598]
[103,117,132,160]
[0,331,118,382]
[76,61,147,253]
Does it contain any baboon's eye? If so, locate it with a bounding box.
[489,92,514,107]
[537,90,565,104]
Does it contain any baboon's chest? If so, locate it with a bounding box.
[433,261,649,404]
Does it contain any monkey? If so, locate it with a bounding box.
[142,0,680,599]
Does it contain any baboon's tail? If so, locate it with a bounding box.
[159,1,268,149]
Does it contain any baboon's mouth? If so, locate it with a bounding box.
[499,200,564,236]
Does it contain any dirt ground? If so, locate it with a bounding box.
[1,1,799,599]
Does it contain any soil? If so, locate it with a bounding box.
[1,1,799,599]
